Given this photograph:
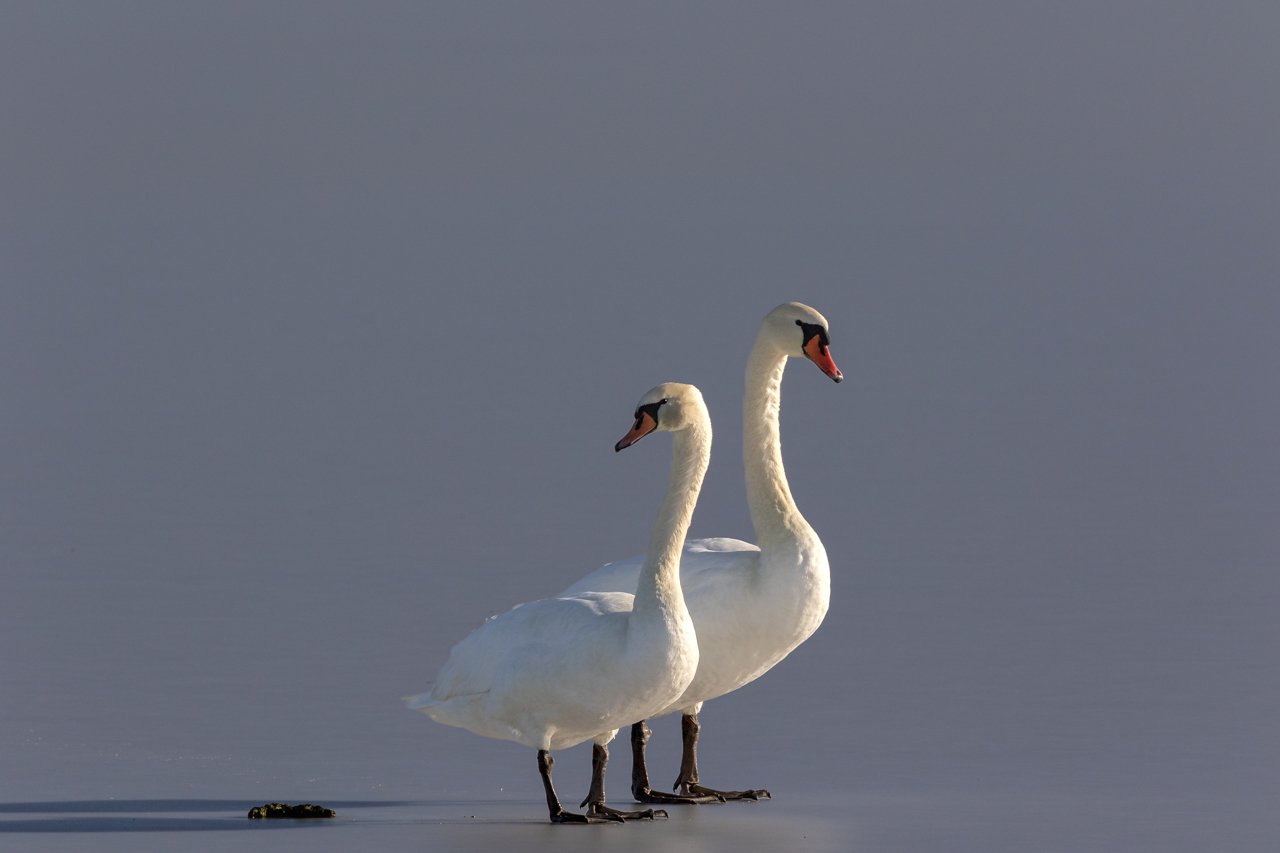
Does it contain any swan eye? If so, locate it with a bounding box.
[634,400,665,425]
[795,320,829,349]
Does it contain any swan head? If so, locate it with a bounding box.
[615,382,706,451]
[760,302,843,382]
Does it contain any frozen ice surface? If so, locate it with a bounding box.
[3,548,1277,851]
[2,792,1276,853]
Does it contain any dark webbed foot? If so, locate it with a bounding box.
[671,713,772,802]
[630,719,726,806]
[550,806,614,824]
[680,782,771,801]
[586,803,667,821]
[633,786,724,805]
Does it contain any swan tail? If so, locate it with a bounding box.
[402,687,436,711]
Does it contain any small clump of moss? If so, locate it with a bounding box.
[247,802,336,819]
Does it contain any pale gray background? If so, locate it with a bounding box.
[2,2,1278,851]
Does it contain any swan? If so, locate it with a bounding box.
[561,302,842,803]
[408,383,712,823]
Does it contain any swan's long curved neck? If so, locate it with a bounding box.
[743,336,811,550]
[632,417,711,620]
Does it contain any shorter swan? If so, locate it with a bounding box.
[407,383,711,824]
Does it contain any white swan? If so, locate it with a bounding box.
[408,383,711,823]
[562,303,842,803]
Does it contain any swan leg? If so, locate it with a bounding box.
[580,741,666,820]
[537,750,608,824]
[673,713,771,801]
[629,721,724,805]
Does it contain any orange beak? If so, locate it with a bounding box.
[804,336,843,382]
[615,411,659,451]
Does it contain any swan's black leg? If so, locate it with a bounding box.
[579,741,666,821]
[672,713,771,801]
[537,750,604,824]
[630,721,724,805]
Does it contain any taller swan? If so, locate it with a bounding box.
[408,383,711,824]
[562,302,842,803]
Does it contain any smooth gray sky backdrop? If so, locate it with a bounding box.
[2,3,1278,851]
